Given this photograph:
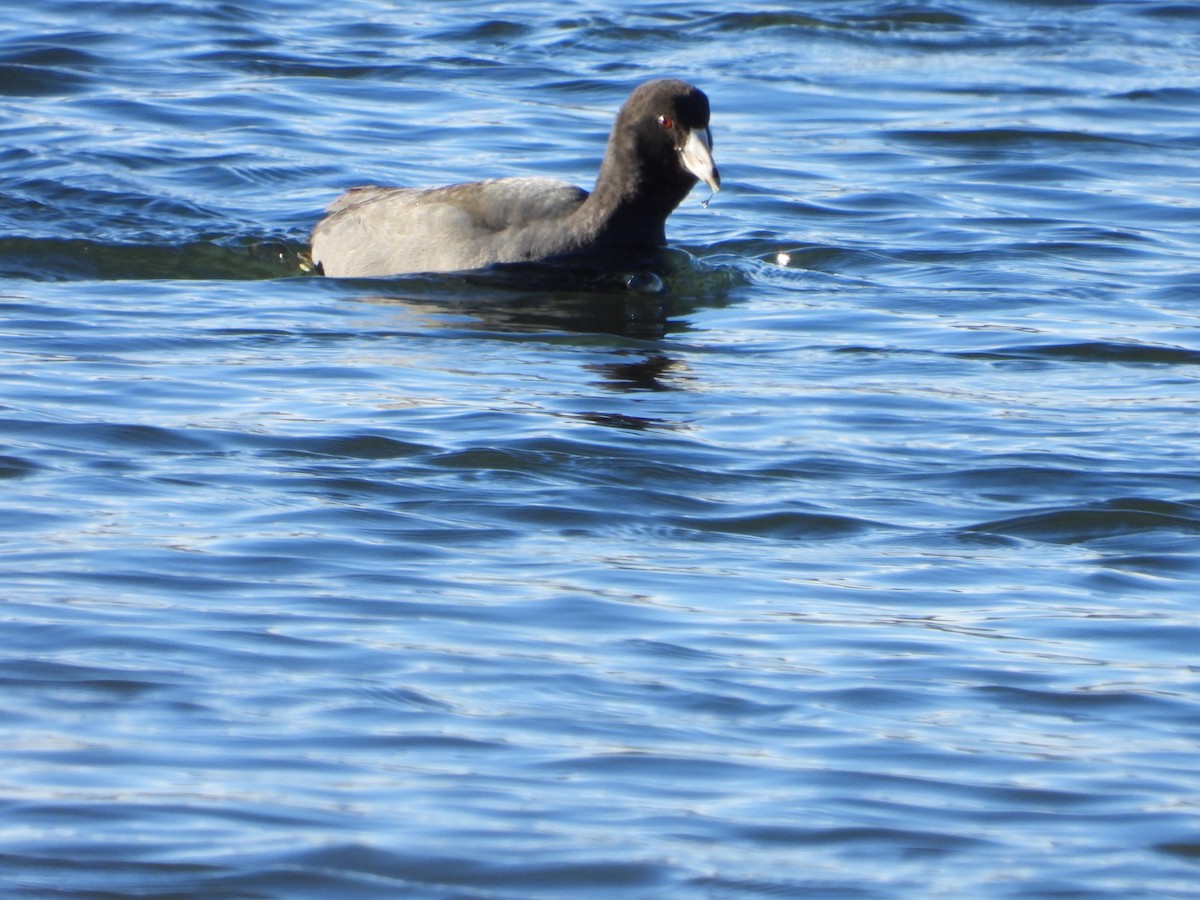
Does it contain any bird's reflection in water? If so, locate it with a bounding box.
[571,409,673,431]
[570,351,681,429]
[587,352,677,392]
[339,251,734,432]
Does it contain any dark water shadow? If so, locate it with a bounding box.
[336,247,746,341]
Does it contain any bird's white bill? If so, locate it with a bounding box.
[679,127,720,193]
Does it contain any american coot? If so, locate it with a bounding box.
[310,79,719,277]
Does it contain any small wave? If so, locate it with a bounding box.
[1157,841,1200,862]
[0,43,102,96]
[888,126,1143,152]
[671,509,882,541]
[957,341,1200,367]
[0,453,42,480]
[699,9,973,36]
[699,12,831,33]
[3,418,219,455]
[277,843,667,894]
[0,62,91,96]
[967,498,1200,545]
[0,236,313,281]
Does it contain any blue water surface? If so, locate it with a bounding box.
[2,1,1200,896]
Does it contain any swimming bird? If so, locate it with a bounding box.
[310,79,719,277]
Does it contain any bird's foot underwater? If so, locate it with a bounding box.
[624,270,666,294]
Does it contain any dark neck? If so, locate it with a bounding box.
[577,130,697,249]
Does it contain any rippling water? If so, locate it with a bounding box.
[3,1,1200,896]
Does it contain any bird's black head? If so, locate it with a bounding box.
[620,79,720,195]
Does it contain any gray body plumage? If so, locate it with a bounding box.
[312,178,591,277]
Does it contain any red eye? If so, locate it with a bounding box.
[657,115,673,129]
